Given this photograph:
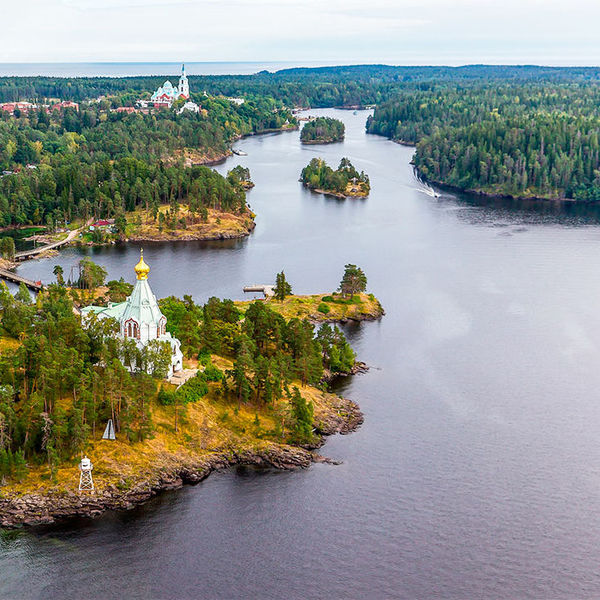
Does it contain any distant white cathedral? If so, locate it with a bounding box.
[81,250,183,378]
[148,63,190,107]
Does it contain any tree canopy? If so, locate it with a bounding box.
[367,82,600,201]
[339,264,367,299]
[301,157,370,195]
[300,117,345,144]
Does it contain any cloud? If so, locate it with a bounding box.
[3,0,600,64]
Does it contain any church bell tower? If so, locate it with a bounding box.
[178,63,189,99]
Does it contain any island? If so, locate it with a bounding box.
[0,259,381,528]
[301,157,370,198]
[300,117,345,144]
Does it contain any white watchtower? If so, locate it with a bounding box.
[79,456,94,492]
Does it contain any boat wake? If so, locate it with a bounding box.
[416,184,441,198]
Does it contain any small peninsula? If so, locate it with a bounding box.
[0,165,258,256]
[236,292,384,324]
[301,157,370,198]
[300,117,345,144]
[0,260,379,528]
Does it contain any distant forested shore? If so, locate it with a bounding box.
[6,64,600,105]
[366,81,600,202]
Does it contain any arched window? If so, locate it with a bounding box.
[125,320,139,339]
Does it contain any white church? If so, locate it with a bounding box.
[82,250,183,378]
[141,63,190,108]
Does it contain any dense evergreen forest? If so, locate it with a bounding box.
[0,284,356,482]
[0,96,292,227]
[301,157,370,196]
[6,65,600,106]
[300,117,345,144]
[367,83,600,200]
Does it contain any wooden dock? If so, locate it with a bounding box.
[243,285,275,299]
[0,268,43,291]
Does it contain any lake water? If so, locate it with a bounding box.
[4,110,600,598]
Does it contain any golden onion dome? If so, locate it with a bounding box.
[134,249,150,280]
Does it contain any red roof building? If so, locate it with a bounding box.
[52,101,79,111]
[0,101,37,115]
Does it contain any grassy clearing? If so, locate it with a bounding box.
[236,292,384,323]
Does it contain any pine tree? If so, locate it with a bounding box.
[13,450,26,481]
[273,271,292,301]
[339,264,367,300]
[53,264,64,286]
[290,387,314,443]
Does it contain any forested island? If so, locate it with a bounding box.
[0,263,381,527]
[301,157,370,198]
[300,117,345,144]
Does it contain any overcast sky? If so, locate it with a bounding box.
[3,0,600,66]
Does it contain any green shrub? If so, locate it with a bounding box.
[321,295,334,302]
[158,389,176,405]
[202,364,224,382]
[198,352,211,366]
[175,375,209,404]
[317,303,331,314]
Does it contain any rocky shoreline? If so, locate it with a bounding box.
[0,396,362,529]
[309,302,384,325]
[301,138,343,145]
[308,187,368,200]
[322,361,369,383]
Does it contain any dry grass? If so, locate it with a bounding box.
[1,358,327,497]
[235,292,383,323]
[344,181,370,197]
[126,204,254,242]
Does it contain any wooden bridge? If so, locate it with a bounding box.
[0,267,43,291]
[14,227,81,261]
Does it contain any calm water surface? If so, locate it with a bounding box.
[4,110,600,599]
